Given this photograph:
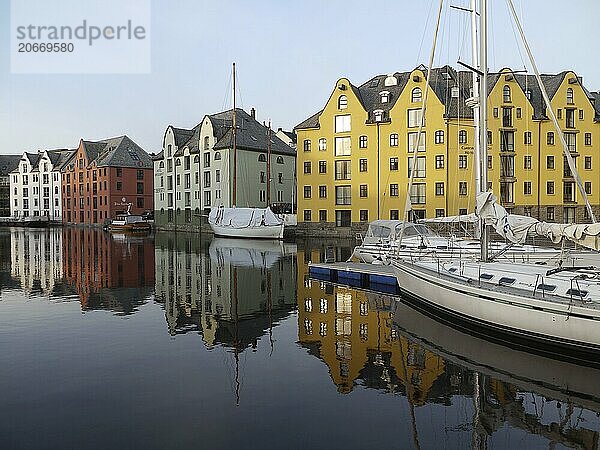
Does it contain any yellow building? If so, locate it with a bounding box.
[295,66,600,234]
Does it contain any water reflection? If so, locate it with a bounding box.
[298,242,600,449]
[154,235,297,349]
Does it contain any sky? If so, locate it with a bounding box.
[1,0,599,155]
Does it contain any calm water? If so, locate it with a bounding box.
[1,228,599,450]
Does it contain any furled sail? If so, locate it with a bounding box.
[476,192,600,251]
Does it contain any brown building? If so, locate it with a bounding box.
[61,135,154,224]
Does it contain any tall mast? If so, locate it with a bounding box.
[479,0,489,262]
[267,120,272,206]
[232,62,237,207]
[471,0,481,205]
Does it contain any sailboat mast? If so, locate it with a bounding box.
[232,62,237,207]
[471,0,481,196]
[267,120,272,206]
[479,0,489,262]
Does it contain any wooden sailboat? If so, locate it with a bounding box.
[392,0,600,364]
[208,63,285,239]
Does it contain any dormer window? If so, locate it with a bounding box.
[525,89,532,100]
[338,95,348,110]
[451,86,459,98]
[567,88,574,105]
[380,91,390,103]
[412,87,422,103]
[373,110,384,122]
[503,85,511,102]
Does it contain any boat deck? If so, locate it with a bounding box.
[308,261,399,294]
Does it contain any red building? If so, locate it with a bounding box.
[61,135,154,224]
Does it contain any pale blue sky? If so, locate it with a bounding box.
[1,0,599,155]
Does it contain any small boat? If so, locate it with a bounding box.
[208,206,284,239]
[108,213,151,233]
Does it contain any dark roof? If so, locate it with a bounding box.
[25,152,40,166]
[0,155,21,176]
[295,66,599,127]
[211,108,295,156]
[82,135,152,169]
[174,123,201,157]
[151,150,164,161]
[171,127,195,147]
[278,129,297,143]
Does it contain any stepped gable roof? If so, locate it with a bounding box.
[212,108,295,156]
[0,154,21,176]
[82,135,152,169]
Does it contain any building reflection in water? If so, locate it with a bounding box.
[297,243,600,449]
[62,228,155,313]
[154,235,298,350]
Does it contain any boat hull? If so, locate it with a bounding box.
[209,223,284,239]
[108,223,152,233]
[392,260,600,366]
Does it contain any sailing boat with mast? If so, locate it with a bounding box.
[392,0,600,364]
[208,63,285,239]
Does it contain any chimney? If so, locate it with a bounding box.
[278,127,282,132]
[250,107,256,119]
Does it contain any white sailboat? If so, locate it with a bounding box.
[208,63,285,240]
[392,0,600,363]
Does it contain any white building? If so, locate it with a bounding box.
[153,108,296,228]
[10,149,74,220]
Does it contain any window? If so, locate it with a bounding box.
[579,109,584,120]
[547,181,555,195]
[335,160,351,180]
[524,155,532,169]
[525,89,532,100]
[276,156,284,164]
[500,131,514,151]
[557,109,562,119]
[390,183,399,197]
[408,156,426,178]
[585,181,592,195]
[389,157,398,171]
[334,137,351,156]
[335,115,351,133]
[547,132,555,145]
[204,172,211,188]
[318,138,327,151]
[435,155,444,169]
[410,183,426,204]
[336,210,351,227]
[319,185,327,198]
[359,184,368,198]
[303,186,312,199]
[360,210,369,222]
[258,154,266,162]
[380,91,389,103]
[137,197,144,208]
[116,181,122,191]
[567,87,574,104]
[459,130,467,144]
[524,131,532,145]
[204,152,210,167]
[304,210,312,221]
[458,155,468,169]
[407,109,424,128]
[585,156,592,170]
[500,155,515,177]
[411,87,422,102]
[435,182,444,196]
[585,133,592,146]
[116,167,122,177]
[566,109,575,128]
[547,207,555,221]
[503,85,511,102]
[516,108,522,119]
[524,181,532,195]
[359,135,367,148]
[408,132,426,152]
[434,130,444,144]
[435,209,445,218]
[303,140,311,152]
[216,170,221,182]
[390,210,399,220]
[359,159,367,172]
[319,210,327,222]
[304,161,311,174]
[389,133,399,147]
[335,186,351,205]
[459,182,467,196]
[564,206,576,223]
[547,155,555,169]
[137,182,144,194]
[487,130,493,145]
[338,95,348,110]
[493,108,499,118]
[318,161,327,174]
[502,108,512,127]
[565,132,576,152]
[500,182,514,203]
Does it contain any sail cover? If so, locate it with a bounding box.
[476,192,600,251]
[209,206,283,228]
